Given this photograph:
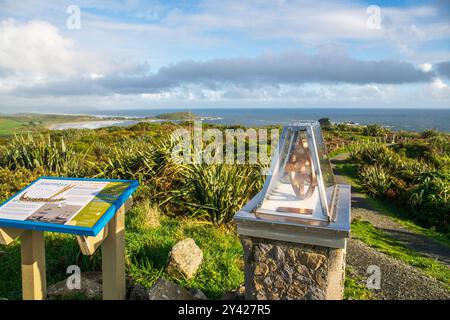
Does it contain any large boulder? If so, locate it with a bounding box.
[189,288,208,300]
[221,285,245,300]
[47,272,102,300]
[147,279,196,300]
[166,238,203,279]
[128,284,149,300]
[128,280,208,300]
[48,271,136,300]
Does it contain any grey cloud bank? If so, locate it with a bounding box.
[437,61,450,79]
[13,51,443,97]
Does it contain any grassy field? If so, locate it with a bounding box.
[0,118,25,136]
[0,112,198,137]
[0,114,100,136]
[0,205,244,300]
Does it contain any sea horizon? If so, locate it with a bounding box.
[46,108,450,133]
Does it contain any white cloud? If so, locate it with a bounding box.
[431,77,448,90]
[419,63,432,72]
[0,19,149,95]
[0,19,104,79]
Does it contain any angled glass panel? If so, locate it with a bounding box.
[255,122,336,223]
[312,124,336,213]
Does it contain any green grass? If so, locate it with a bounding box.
[328,147,349,158]
[125,213,244,299]
[351,219,450,288]
[344,266,375,300]
[0,114,102,137]
[0,204,244,300]
[0,118,25,136]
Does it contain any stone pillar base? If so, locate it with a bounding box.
[241,236,346,300]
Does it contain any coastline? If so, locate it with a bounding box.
[47,118,166,130]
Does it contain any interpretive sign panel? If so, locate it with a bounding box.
[0,177,138,236]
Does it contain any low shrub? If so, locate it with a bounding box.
[409,170,450,231]
[164,164,263,225]
[358,165,393,198]
[0,134,85,176]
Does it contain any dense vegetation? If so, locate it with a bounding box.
[0,122,263,299]
[0,122,268,224]
[348,130,450,232]
[0,119,448,299]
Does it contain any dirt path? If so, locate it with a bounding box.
[347,239,450,300]
[331,153,450,266]
[331,152,450,299]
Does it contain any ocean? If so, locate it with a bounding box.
[77,108,450,132]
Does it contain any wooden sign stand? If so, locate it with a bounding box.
[0,199,132,300]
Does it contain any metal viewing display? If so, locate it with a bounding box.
[234,121,351,300]
[234,121,351,249]
[255,121,337,224]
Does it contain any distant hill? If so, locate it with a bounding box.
[154,112,198,120]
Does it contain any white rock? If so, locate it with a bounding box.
[167,238,203,279]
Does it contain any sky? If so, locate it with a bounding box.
[0,0,449,113]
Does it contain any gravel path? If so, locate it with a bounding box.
[347,239,450,300]
[331,152,450,299]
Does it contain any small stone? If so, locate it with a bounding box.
[254,243,272,262]
[273,246,285,261]
[128,284,148,300]
[221,285,245,300]
[294,270,315,284]
[287,281,305,298]
[190,288,208,300]
[167,238,203,279]
[257,243,273,254]
[147,279,196,300]
[287,249,296,263]
[282,264,294,282]
[315,272,327,287]
[254,280,264,292]
[296,264,310,277]
[304,286,326,300]
[273,275,285,289]
[256,292,267,300]
[267,258,277,272]
[254,263,269,276]
[263,277,273,287]
[268,291,280,300]
[299,252,327,271]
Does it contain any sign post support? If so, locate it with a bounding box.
[102,204,126,300]
[21,230,46,300]
[0,177,138,300]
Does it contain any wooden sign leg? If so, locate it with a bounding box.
[102,205,126,300]
[0,227,23,245]
[21,230,46,300]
